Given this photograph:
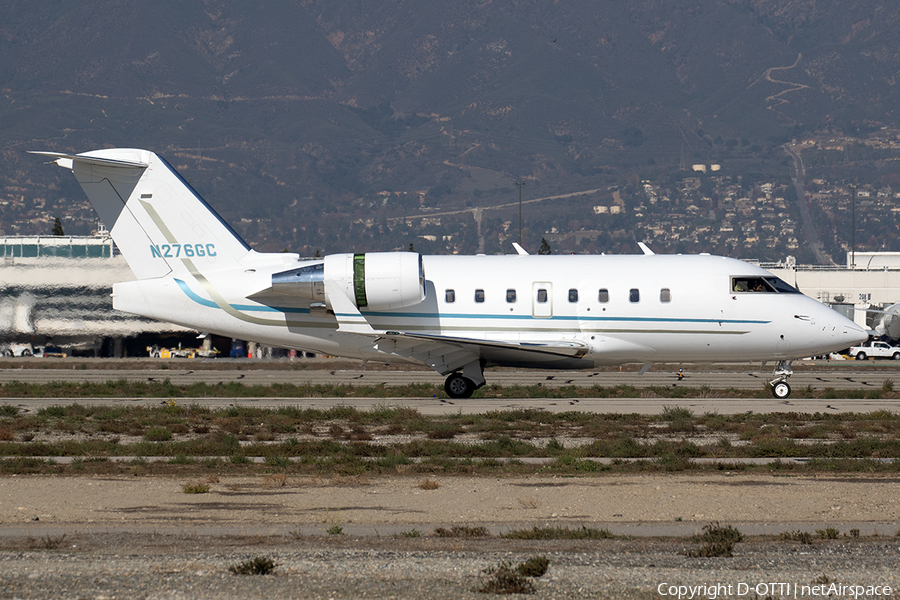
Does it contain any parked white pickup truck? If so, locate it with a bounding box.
[848,341,900,361]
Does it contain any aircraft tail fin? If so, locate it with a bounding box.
[30,149,252,280]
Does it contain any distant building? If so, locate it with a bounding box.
[763,252,900,334]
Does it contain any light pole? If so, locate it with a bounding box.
[514,180,525,245]
[848,183,858,268]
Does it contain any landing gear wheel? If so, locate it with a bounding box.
[444,373,475,399]
[772,381,791,399]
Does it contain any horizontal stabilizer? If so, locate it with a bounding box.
[28,151,149,169]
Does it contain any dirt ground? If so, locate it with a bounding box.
[3,473,900,599]
[2,473,898,537]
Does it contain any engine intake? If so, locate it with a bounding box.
[272,252,425,311]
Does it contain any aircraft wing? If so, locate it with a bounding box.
[317,284,589,374]
[383,331,589,358]
[372,331,589,376]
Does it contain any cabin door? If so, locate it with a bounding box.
[532,282,553,318]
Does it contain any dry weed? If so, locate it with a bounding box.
[517,496,540,509]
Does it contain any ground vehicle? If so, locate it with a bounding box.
[147,345,219,359]
[848,341,900,361]
[1,343,35,357]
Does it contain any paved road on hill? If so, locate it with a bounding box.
[784,142,833,264]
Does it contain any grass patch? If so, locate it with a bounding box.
[779,530,814,544]
[516,555,549,577]
[502,525,617,540]
[228,556,276,575]
[684,522,744,557]
[2,399,900,476]
[477,556,549,595]
[477,563,535,595]
[433,525,490,538]
[182,481,210,494]
[398,529,421,538]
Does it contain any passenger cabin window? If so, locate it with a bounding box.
[537,288,548,303]
[598,289,609,303]
[568,289,578,303]
[506,289,517,303]
[629,288,640,303]
[660,288,671,303]
[445,289,455,303]
[475,289,485,303]
[731,276,801,294]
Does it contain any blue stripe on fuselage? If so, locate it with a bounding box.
[174,278,768,326]
[174,279,309,314]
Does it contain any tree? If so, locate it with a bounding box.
[538,237,552,255]
[51,217,64,236]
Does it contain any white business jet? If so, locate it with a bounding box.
[31,149,867,399]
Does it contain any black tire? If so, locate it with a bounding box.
[855,352,867,361]
[772,381,791,399]
[21,349,31,357]
[444,373,475,399]
[892,352,900,361]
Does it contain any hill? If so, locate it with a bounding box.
[2,0,900,255]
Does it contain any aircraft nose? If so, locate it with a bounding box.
[841,320,868,347]
[828,307,868,348]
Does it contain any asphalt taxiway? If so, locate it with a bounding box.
[1,362,899,414]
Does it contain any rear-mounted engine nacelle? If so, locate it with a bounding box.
[271,252,426,311]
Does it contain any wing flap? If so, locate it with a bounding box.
[382,331,589,359]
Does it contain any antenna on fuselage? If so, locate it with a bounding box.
[638,242,655,255]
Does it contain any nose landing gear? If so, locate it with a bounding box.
[769,360,794,399]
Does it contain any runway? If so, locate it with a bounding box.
[2,362,899,414]
[2,361,899,389]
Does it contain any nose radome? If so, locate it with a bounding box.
[841,320,868,347]
[828,307,868,347]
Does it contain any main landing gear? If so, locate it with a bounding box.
[769,360,794,399]
[444,373,476,399]
[443,361,486,399]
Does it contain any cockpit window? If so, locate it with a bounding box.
[731,276,800,294]
[764,277,801,293]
